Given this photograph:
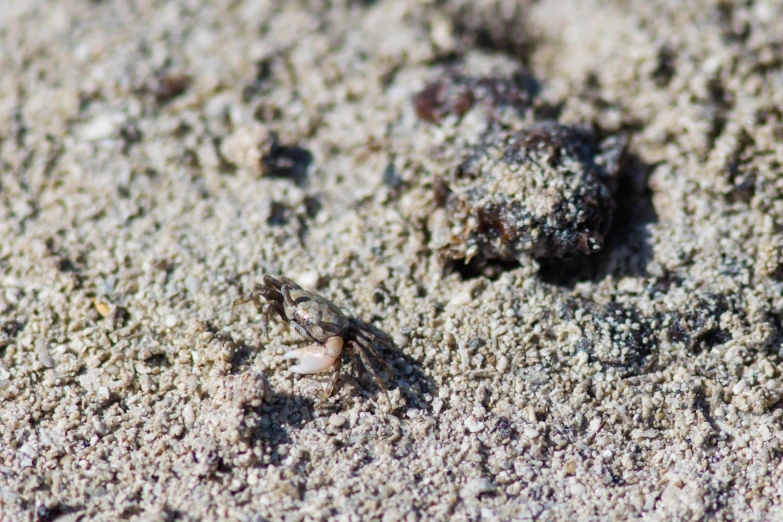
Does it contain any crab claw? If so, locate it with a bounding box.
[283,336,343,374]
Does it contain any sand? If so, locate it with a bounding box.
[2,0,783,520]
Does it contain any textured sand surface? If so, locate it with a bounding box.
[3,1,783,520]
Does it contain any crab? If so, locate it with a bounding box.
[232,275,392,401]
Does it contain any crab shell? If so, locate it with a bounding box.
[283,286,349,343]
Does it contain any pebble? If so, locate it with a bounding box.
[35,339,54,368]
[93,419,109,436]
[329,414,347,428]
[165,315,179,328]
[185,275,201,294]
[182,404,195,427]
[464,415,485,433]
[732,379,748,395]
[40,430,53,447]
[460,478,495,499]
[20,443,38,460]
[298,270,319,289]
[523,428,540,439]
[81,113,118,141]
[4,288,20,304]
[392,332,409,348]
[570,482,587,496]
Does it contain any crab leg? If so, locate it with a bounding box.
[280,276,302,289]
[231,283,267,317]
[281,285,296,307]
[232,283,285,334]
[354,334,393,375]
[351,340,391,405]
[324,357,342,399]
[283,336,343,374]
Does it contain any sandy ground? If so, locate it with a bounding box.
[2,0,783,520]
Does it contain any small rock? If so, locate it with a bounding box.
[732,379,748,395]
[460,477,496,499]
[185,275,201,294]
[35,339,54,368]
[570,482,587,496]
[392,332,409,348]
[20,443,38,460]
[97,386,111,402]
[93,419,109,437]
[464,415,485,433]
[81,113,118,141]
[329,414,347,428]
[298,270,319,289]
[430,122,624,262]
[182,404,195,427]
[414,64,536,124]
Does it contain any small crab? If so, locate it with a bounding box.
[232,275,392,401]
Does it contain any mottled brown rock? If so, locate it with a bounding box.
[430,122,625,261]
[414,71,537,124]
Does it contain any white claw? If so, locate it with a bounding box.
[283,337,343,374]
